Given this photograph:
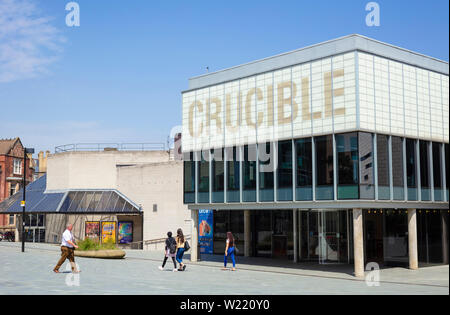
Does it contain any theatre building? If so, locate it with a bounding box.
[182,35,449,276]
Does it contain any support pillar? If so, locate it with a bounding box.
[190,209,199,262]
[244,210,251,257]
[352,208,364,278]
[408,209,419,270]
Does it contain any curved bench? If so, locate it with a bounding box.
[74,249,126,259]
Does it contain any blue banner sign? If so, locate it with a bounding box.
[198,209,213,254]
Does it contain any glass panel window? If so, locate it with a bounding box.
[359,133,375,199]
[9,215,14,225]
[392,137,404,200]
[432,143,443,201]
[277,141,293,201]
[336,133,359,200]
[259,143,274,202]
[183,152,195,204]
[198,152,210,203]
[446,144,449,201]
[315,135,334,200]
[13,159,22,175]
[406,139,417,201]
[243,145,257,202]
[419,141,430,201]
[377,135,390,200]
[212,149,224,203]
[87,192,102,211]
[295,138,312,201]
[226,147,240,203]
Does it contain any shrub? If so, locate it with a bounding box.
[77,238,118,251]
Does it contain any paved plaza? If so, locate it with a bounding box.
[0,242,448,295]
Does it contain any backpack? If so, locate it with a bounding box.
[168,238,177,254]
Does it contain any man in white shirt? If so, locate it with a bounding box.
[53,224,80,273]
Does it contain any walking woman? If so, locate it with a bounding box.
[176,228,187,271]
[222,232,236,271]
[159,231,178,272]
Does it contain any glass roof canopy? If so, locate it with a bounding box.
[0,175,141,214]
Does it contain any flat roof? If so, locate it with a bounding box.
[185,34,449,92]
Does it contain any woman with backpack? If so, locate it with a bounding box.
[159,231,178,272]
[222,232,236,271]
[176,228,188,271]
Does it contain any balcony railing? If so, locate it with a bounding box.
[55,143,166,154]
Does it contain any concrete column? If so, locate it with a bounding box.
[190,209,199,262]
[352,208,364,278]
[408,209,419,270]
[293,209,298,263]
[244,210,251,257]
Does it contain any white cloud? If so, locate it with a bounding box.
[0,0,65,83]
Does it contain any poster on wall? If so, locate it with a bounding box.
[199,209,213,254]
[118,222,133,244]
[85,222,100,241]
[101,221,117,243]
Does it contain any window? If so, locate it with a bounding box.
[432,143,443,201]
[13,159,22,175]
[359,133,375,200]
[183,152,195,204]
[336,133,359,200]
[198,152,210,203]
[295,138,312,201]
[226,147,240,203]
[9,215,14,225]
[406,139,417,201]
[259,143,274,202]
[419,141,430,201]
[9,183,17,197]
[277,140,293,201]
[392,137,404,200]
[377,135,390,200]
[315,135,334,200]
[243,145,257,202]
[211,149,224,203]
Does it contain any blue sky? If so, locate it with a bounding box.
[0,0,448,155]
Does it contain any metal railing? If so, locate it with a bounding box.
[125,235,192,251]
[55,143,166,154]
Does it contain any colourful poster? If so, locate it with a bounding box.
[118,222,133,244]
[101,221,116,243]
[85,222,100,241]
[199,209,213,254]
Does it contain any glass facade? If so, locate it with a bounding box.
[211,149,224,203]
[446,144,449,201]
[336,133,359,200]
[419,141,430,201]
[182,134,448,204]
[198,152,210,203]
[406,139,418,201]
[243,145,257,202]
[259,143,274,202]
[376,135,390,200]
[277,140,293,201]
[295,138,313,201]
[392,137,404,200]
[432,143,443,201]
[315,135,334,200]
[226,147,240,203]
[213,210,244,256]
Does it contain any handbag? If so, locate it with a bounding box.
[184,240,190,252]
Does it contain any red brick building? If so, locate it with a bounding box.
[0,138,35,234]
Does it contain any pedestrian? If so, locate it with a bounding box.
[176,228,187,271]
[53,224,80,273]
[222,232,236,271]
[159,231,178,272]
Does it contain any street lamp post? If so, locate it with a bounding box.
[21,147,34,253]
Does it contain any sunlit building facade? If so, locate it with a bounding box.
[182,35,449,275]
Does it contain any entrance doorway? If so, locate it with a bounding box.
[298,210,350,264]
